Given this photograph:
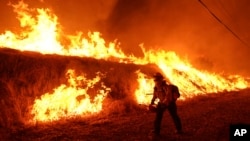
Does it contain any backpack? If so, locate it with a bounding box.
[168,84,180,99]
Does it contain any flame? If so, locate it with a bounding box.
[134,70,155,105]
[0,1,64,54]
[134,51,249,104]
[0,1,132,61]
[31,69,111,122]
[0,2,249,122]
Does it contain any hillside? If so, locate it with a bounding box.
[0,47,159,127]
[0,48,250,141]
[2,88,250,141]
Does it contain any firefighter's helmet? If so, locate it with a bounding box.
[153,72,164,81]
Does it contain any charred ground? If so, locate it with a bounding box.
[0,48,250,141]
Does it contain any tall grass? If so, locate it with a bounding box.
[0,48,159,128]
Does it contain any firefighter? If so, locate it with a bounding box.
[149,72,182,136]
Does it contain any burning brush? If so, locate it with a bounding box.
[0,1,249,124]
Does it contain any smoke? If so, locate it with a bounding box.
[102,0,250,76]
[0,0,117,34]
[0,0,250,76]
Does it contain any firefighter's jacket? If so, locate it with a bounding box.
[151,81,180,106]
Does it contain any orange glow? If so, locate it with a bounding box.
[0,1,133,61]
[0,1,64,54]
[134,50,249,104]
[0,2,249,122]
[31,69,111,122]
[134,70,155,105]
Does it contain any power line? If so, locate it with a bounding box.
[198,0,249,48]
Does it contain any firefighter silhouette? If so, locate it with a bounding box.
[149,72,182,136]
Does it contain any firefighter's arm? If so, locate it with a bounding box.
[173,92,179,101]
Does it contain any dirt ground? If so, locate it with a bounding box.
[1,89,249,141]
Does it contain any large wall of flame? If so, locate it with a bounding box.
[102,0,250,76]
[0,48,159,127]
[0,0,250,76]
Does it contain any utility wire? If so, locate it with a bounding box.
[198,0,249,48]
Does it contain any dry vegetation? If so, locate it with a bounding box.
[0,48,250,141]
[0,48,157,129]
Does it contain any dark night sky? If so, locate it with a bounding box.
[0,0,250,76]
